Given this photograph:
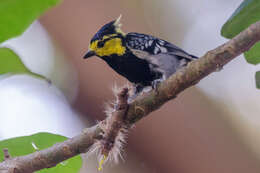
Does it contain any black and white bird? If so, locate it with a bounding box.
[84,16,197,96]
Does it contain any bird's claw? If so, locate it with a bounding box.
[152,79,162,94]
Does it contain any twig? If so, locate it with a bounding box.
[3,149,11,161]
[100,87,129,158]
[92,87,130,170]
[0,21,260,173]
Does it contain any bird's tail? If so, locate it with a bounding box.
[190,54,199,59]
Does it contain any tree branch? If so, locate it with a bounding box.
[1,21,260,173]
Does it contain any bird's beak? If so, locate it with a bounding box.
[83,50,96,59]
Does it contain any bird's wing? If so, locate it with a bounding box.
[126,32,197,61]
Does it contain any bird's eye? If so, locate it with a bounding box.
[97,41,105,48]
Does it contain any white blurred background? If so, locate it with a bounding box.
[0,21,84,139]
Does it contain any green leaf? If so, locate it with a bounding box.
[244,42,260,64]
[0,133,82,173]
[221,0,260,39]
[255,71,260,89]
[0,47,47,79]
[221,0,260,65]
[0,0,61,43]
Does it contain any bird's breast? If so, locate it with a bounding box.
[102,53,158,85]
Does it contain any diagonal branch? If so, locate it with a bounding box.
[126,20,260,124]
[1,21,260,173]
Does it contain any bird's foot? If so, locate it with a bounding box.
[128,84,144,103]
[151,79,163,94]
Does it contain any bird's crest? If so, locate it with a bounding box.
[114,15,122,28]
[90,15,125,43]
[113,14,125,36]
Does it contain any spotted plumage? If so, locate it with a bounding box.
[84,16,198,95]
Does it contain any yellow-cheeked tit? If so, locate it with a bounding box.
[84,16,197,94]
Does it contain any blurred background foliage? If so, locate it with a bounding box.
[1,0,260,173]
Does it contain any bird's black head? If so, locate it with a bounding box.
[90,20,117,43]
[84,15,126,59]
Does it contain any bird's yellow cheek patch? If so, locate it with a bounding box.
[90,38,126,57]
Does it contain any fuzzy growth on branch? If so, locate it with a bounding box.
[89,87,130,171]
